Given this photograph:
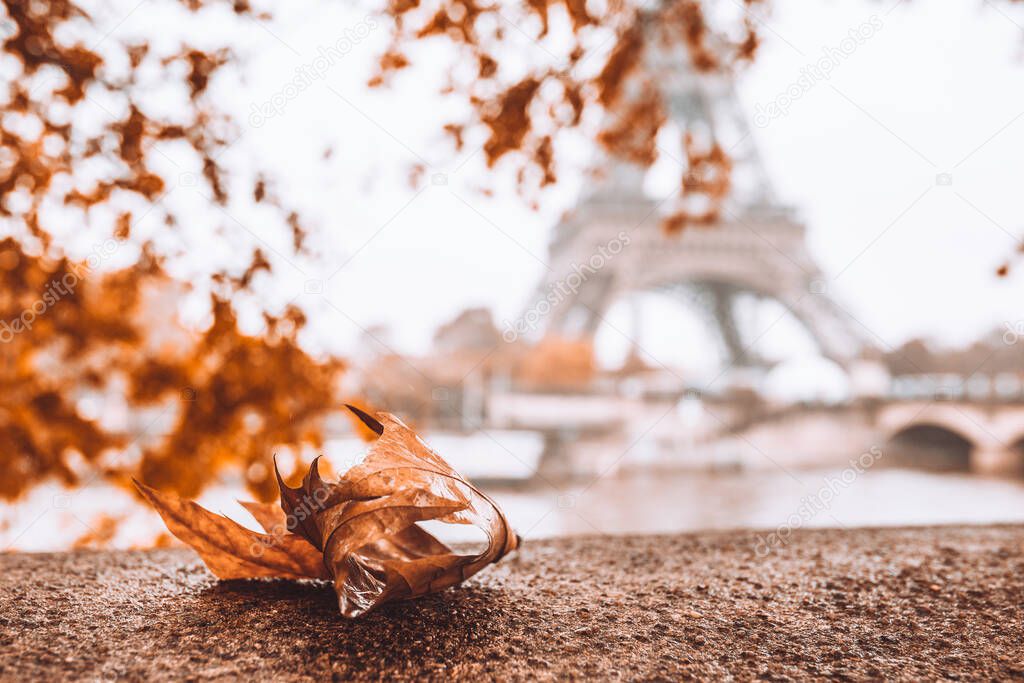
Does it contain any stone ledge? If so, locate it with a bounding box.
[2,525,1023,680]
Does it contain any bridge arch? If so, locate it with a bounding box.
[635,264,858,367]
[536,209,871,369]
[883,423,973,472]
[566,271,860,370]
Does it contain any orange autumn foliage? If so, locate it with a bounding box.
[515,336,595,390]
[0,239,344,502]
[376,0,763,228]
[0,0,341,502]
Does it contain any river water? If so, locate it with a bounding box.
[3,467,1024,552]
[486,468,1024,539]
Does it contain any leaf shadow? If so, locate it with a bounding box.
[188,577,515,639]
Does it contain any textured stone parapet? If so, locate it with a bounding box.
[2,525,1023,680]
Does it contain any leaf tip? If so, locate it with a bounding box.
[344,403,384,436]
[132,478,155,499]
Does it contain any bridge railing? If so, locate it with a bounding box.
[889,373,1024,403]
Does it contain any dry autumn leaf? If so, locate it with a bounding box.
[134,481,330,581]
[136,405,519,617]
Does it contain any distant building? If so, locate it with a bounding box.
[432,307,501,354]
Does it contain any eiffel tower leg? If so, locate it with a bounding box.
[535,429,574,481]
[546,272,617,338]
[579,274,617,336]
[701,283,753,367]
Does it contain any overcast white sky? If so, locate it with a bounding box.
[75,0,1024,371]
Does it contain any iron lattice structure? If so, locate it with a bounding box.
[533,42,868,368]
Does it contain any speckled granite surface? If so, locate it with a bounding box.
[2,525,1023,680]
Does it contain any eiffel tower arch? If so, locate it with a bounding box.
[532,41,869,370]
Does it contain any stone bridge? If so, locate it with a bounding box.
[485,393,1024,479]
[874,401,1024,474]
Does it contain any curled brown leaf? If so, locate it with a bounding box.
[136,407,519,617]
[280,407,519,617]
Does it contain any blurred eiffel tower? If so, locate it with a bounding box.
[533,39,868,369]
